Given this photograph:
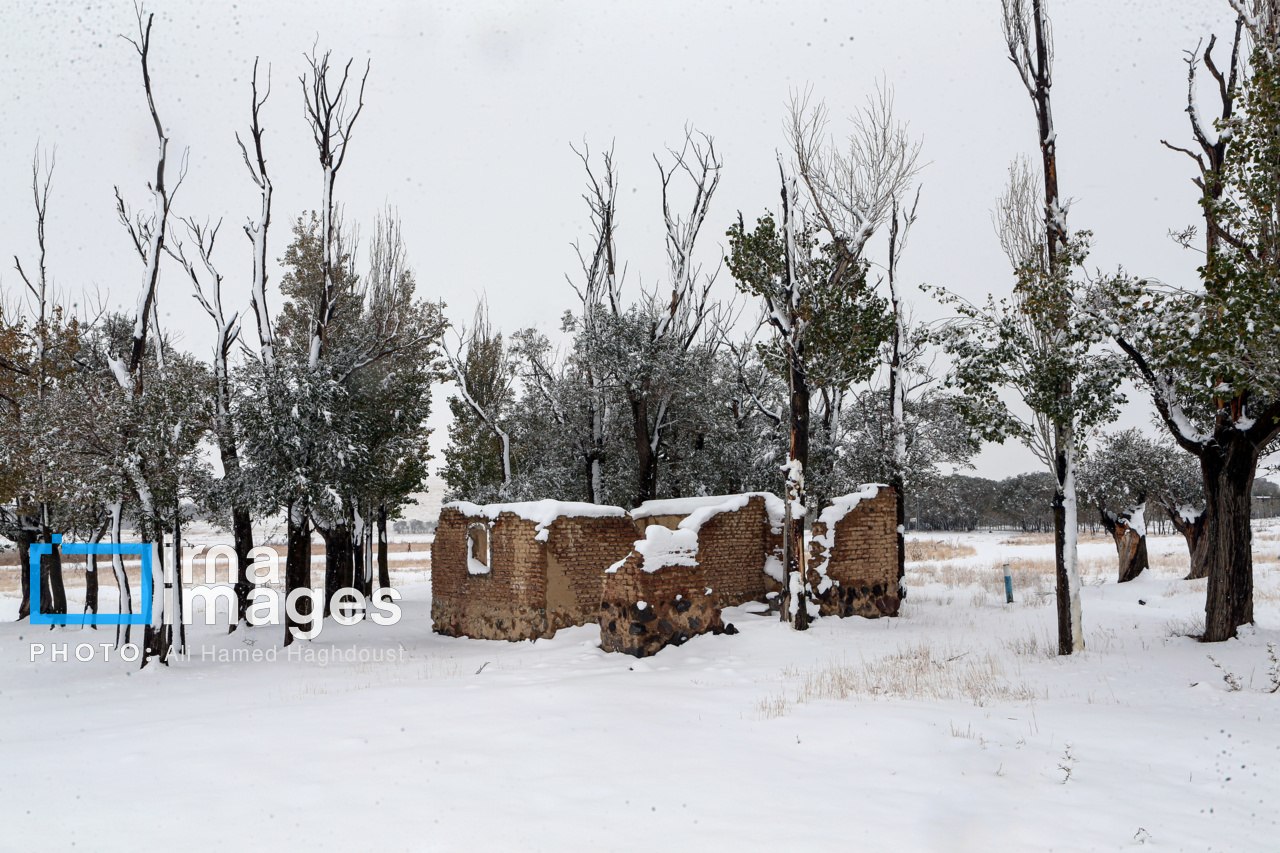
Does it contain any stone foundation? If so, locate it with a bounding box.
[599,550,729,657]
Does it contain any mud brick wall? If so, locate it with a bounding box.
[696,495,772,607]
[431,507,552,641]
[809,487,900,619]
[432,507,638,641]
[544,515,638,619]
[599,553,723,657]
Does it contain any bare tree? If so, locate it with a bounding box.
[113,8,183,395]
[777,86,921,628]
[627,129,723,505]
[300,47,369,368]
[238,58,276,367]
[112,7,188,664]
[12,147,68,619]
[568,143,623,503]
[788,84,922,270]
[168,219,256,628]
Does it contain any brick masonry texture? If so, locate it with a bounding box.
[432,490,897,651]
[808,487,901,619]
[599,495,776,656]
[431,506,634,642]
[598,555,726,657]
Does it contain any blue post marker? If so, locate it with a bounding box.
[1003,563,1014,604]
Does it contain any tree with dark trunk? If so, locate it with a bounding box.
[1093,3,1280,641]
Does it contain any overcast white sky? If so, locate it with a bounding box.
[0,0,1241,479]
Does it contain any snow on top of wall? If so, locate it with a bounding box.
[631,495,740,519]
[444,499,628,542]
[815,484,885,529]
[633,492,786,529]
[615,492,786,574]
[630,525,699,573]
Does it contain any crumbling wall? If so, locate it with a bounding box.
[601,493,782,656]
[431,501,633,641]
[598,551,724,657]
[694,494,778,607]
[808,485,900,618]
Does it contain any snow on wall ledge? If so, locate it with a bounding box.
[632,492,787,528]
[621,492,785,572]
[444,499,628,542]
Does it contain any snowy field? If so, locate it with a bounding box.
[2,526,1279,852]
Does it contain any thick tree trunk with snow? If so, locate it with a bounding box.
[1166,506,1208,579]
[1053,426,1084,654]
[786,359,810,631]
[1201,437,1257,642]
[1099,504,1150,583]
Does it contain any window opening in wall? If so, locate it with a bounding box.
[467,522,491,575]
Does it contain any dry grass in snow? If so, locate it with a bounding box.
[904,538,976,561]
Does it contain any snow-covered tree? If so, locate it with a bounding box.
[442,301,517,503]
[1092,3,1280,641]
[936,158,1124,655]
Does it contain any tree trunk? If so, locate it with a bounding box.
[628,385,658,506]
[1053,424,1083,654]
[84,517,109,622]
[109,502,131,648]
[1114,521,1149,584]
[1099,503,1150,583]
[786,358,810,631]
[893,475,906,589]
[284,502,312,647]
[229,504,254,630]
[16,527,34,620]
[377,504,390,590]
[141,526,167,666]
[170,502,185,654]
[1201,437,1257,642]
[353,507,368,598]
[1166,505,1209,580]
[39,530,67,616]
[320,521,354,617]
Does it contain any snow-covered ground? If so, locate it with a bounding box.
[2,526,1278,851]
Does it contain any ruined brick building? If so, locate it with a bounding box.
[431,487,899,656]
